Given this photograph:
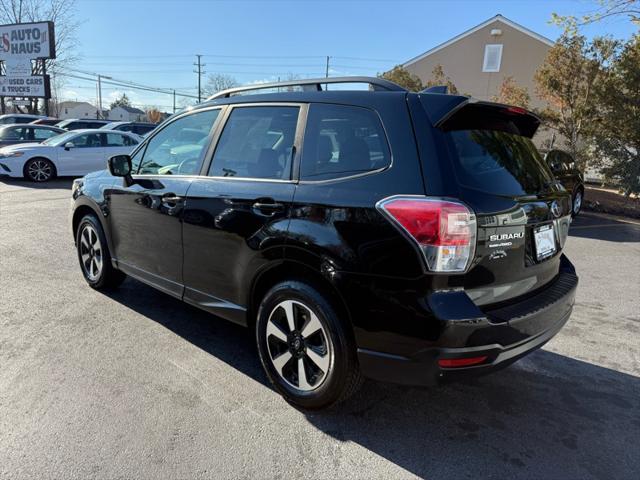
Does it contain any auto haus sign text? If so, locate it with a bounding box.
[0,22,55,59]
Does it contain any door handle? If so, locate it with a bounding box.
[161,194,184,207]
[252,200,285,216]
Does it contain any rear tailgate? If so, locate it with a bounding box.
[417,96,572,306]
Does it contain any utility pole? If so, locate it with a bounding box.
[173,89,176,113]
[325,56,330,78]
[97,74,112,119]
[194,54,205,103]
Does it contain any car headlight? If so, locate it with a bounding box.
[0,151,24,158]
[72,178,83,195]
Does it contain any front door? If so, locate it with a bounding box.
[182,105,302,323]
[106,107,222,297]
[58,132,105,175]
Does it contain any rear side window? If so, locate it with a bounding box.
[209,106,299,180]
[300,104,390,181]
[447,130,553,196]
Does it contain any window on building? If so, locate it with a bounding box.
[483,44,503,72]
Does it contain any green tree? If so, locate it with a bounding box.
[492,76,530,109]
[534,34,618,169]
[591,35,640,196]
[423,64,459,94]
[379,65,423,91]
[110,93,132,109]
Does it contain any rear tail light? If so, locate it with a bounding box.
[376,196,477,273]
[438,356,488,368]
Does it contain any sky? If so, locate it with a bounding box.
[59,0,638,112]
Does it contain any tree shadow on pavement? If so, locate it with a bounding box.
[570,212,640,243]
[105,279,640,480]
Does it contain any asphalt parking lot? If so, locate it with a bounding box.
[1,178,639,480]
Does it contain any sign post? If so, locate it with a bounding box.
[0,21,55,115]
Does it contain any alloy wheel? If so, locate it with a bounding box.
[27,160,53,182]
[574,191,582,214]
[265,300,332,392]
[79,225,103,281]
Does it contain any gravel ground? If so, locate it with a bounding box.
[1,178,639,480]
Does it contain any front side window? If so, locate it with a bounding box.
[300,103,391,181]
[137,108,220,175]
[209,106,299,179]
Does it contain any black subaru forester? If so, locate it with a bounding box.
[71,77,578,409]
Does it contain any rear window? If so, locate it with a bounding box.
[446,130,554,196]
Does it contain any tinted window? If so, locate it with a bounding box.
[209,106,299,179]
[104,133,136,147]
[0,127,22,140]
[71,133,102,148]
[447,130,554,196]
[137,109,220,175]
[15,117,34,124]
[300,104,390,181]
[134,125,155,135]
[33,128,59,141]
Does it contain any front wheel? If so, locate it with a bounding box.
[76,214,126,289]
[572,189,583,217]
[256,281,362,409]
[24,158,55,182]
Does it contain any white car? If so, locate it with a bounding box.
[0,129,141,182]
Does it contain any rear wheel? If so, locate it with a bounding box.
[76,214,126,289]
[256,281,362,409]
[24,157,55,182]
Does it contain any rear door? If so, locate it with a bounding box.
[181,104,301,322]
[418,99,572,306]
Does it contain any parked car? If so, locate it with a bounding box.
[69,77,578,409]
[544,149,585,216]
[0,114,46,125]
[0,129,139,182]
[0,124,65,147]
[30,117,61,126]
[56,119,110,131]
[100,121,157,136]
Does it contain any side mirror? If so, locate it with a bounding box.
[64,142,75,150]
[108,154,133,185]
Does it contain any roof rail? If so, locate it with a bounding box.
[421,85,449,94]
[207,76,405,100]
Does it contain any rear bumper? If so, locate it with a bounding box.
[355,256,578,386]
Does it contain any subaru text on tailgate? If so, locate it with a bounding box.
[70,77,578,409]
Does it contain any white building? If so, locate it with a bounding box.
[57,101,98,120]
[108,105,146,122]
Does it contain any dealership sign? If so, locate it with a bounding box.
[0,75,49,97]
[0,21,55,98]
[0,21,55,60]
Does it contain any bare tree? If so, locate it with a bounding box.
[0,0,79,113]
[204,73,238,96]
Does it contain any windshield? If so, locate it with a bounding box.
[447,130,554,196]
[42,131,77,146]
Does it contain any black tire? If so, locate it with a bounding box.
[572,188,583,217]
[76,214,126,289]
[256,280,362,409]
[23,157,56,182]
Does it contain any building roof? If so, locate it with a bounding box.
[58,101,95,109]
[402,14,555,68]
[112,105,145,115]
